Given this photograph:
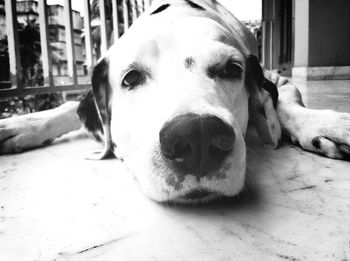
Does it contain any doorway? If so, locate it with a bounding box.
[262,0,293,75]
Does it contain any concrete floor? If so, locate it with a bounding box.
[0,80,349,261]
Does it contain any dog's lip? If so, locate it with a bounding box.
[178,189,215,200]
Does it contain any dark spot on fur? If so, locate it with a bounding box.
[99,110,108,122]
[293,139,301,147]
[77,91,103,142]
[165,175,183,191]
[258,106,267,119]
[207,63,221,78]
[91,58,109,92]
[42,139,54,145]
[262,78,279,108]
[245,55,264,89]
[88,57,114,156]
[184,57,195,69]
[91,58,111,123]
[0,134,16,143]
[150,4,170,15]
[312,137,321,150]
[339,143,350,155]
[184,0,205,10]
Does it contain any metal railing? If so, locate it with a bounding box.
[0,0,151,98]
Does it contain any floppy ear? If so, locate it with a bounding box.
[245,55,281,148]
[77,58,114,159]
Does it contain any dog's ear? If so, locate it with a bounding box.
[77,90,104,143]
[245,55,281,148]
[77,58,114,159]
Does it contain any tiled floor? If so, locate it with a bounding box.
[0,80,349,261]
[290,79,350,111]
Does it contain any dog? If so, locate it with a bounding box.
[1,0,350,204]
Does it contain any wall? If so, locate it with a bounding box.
[308,0,350,67]
[293,0,309,67]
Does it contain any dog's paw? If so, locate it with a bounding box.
[289,109,350,160]
[0,114,53,154]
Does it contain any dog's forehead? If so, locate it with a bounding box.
[108,16,244,72]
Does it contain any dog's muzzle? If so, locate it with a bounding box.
[159,113,235,178]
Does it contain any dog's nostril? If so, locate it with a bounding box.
[210,135,235,152]
[209,144,232,161]
[163,141,192,160]
[209,134,235,161]
[173,141,192,159]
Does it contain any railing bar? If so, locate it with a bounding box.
[145,0,151,9]
[261,21,266,66]
[269,21,273,70]
[123,0,129,31]
[99,0,108,54]
[138,0,142,17]
[0,84,91,98]
[141,0,145,14]
[0,83,90,90]
[140,0,144,13]
[132,0,138,22]
[112,0,120,41]
[83,0,94,72]
[64,0,77,86]
[5,0,22,90]
[38,0,54,87]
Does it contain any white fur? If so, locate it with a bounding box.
[107,6,251,202]
[0,102,81,153]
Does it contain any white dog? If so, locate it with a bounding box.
[1,0,349,203]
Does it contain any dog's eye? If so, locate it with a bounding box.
[223,62,242,78]
[121,70,143,89]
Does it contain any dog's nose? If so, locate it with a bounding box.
[159,114,235,176]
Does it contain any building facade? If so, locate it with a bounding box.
[262,0,350,79]
[0,0,85,84]
[47,4,85,77]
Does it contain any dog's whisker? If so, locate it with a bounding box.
[245,162,256,175]
[246,146,260,159]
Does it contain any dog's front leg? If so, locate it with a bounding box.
[268,73,350,160]
[0,101,81,154]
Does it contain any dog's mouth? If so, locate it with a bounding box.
[180,189,213,200]
[174,189,219,203]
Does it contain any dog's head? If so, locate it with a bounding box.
[78,1,280,203]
